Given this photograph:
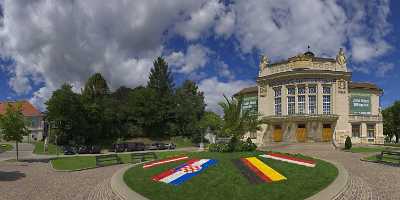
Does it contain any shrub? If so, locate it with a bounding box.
[344,136,352,150]
[208,143,231,152]
[209,137,257,152]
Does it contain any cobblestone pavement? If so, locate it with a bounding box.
[266,143,400,200]
[0,161,124,200]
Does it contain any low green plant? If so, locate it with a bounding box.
[209,137,257,152]
[344,136,352,150]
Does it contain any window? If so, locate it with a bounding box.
[274,87,281,97]
[288,96,296,115]
[274,87,282,115]
[323,95,331,114]
[287,87,296,95]
[352,124,361,137]
[298,87,306,94]
[308,95,317,114]
[323,86,331,94]
[298,95,305,114]
[308,85,317,94]
[274,97,282,115]
[367,124,375,138]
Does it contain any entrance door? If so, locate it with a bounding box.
[296,124,307,142]
[322,124,332,142]
[272,125,282,142]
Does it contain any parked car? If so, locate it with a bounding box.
[147,143,159,150]
[111,143,125,153]
[125,142,145,152]
[77,146,91,154]
[63,146,76,155]
[90,145,102,154]
[165,143,176,149]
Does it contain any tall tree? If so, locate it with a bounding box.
[147,57,174,96]
[46,84,88,145]
[82,73,110,100]
[0,103,30,160]
[218,95,262,138]
[144,57,176,138]
[175,80,205,137]
[383,101,400,143]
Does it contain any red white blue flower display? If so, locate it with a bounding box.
[152,159,217,185]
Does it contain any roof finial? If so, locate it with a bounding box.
[307,45,310,51]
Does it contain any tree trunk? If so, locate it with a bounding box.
[16,141,19,161]
[396,134,399,143]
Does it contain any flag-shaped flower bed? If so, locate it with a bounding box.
[259,152,316,167]
[232,157,286,184]
[143,156,189,169]
[152,159,217,185]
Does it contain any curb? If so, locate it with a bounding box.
[305,158,349,200]
[111,162,150,200]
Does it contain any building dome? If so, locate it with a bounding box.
[304,51,315,57]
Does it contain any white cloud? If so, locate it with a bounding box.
[215,11,235,37]
[166,44,209,74]
[231,0,392,64]
[175,0,225,40]
[198,77,253,114]
[217,61,234,80]
[0,0,216,109]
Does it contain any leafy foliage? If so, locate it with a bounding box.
[382,101,400,143]
[0,103,30,160]
[218,95,262,138]
[46,57,208,146]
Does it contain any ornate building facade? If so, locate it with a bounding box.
[236,49,384,145]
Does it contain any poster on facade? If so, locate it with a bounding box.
[350,95,371,114]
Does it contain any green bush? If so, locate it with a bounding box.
[344,136,352,150]
[209,137,257,152]
[208,143,231,152]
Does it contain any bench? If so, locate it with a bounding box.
[376,150,400,164]
[131,152,157,163]
[95,154,122,167]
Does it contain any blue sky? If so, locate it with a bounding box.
[0,0,398,113]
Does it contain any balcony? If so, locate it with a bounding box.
[348,114,382,122]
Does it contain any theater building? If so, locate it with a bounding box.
[236,49,384,145]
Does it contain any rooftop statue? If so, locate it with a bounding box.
[336,48,346,66]
[260,55,269,71]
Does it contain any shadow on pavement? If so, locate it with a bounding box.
[0,171,26,181]
[19,158,51,163]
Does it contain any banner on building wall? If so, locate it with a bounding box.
[350,95,371,114]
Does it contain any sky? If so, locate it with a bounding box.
[0,0,399,114]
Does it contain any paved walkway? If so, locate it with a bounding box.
[264,143,400,200]
[0,161,123,200]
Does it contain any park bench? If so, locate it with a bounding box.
[376,149,400,164]
[95,154,122,167]
[131,152,157,163]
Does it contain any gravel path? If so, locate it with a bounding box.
[265,143,400,200]
[0,161,123,200]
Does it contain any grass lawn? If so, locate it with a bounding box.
[123,151,338,200]
[381,143,400,148]
[363,154,400,165]
[51,151,187,171]
[0,143,13,152]
[33,141,63,155]
[171,137,195,148]
[349,146,400,153]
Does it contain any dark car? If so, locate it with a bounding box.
[77,146,91,154]
[63,146,76,155]
[146,143,158,150]
[148,142,168,150]
[90,145,102,154]
[125,142,145,152]
[111,143,125,153]
[165,143,176,149]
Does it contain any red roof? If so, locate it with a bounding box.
[0,101,42,117]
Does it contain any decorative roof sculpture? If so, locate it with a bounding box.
[336,48,346,66]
